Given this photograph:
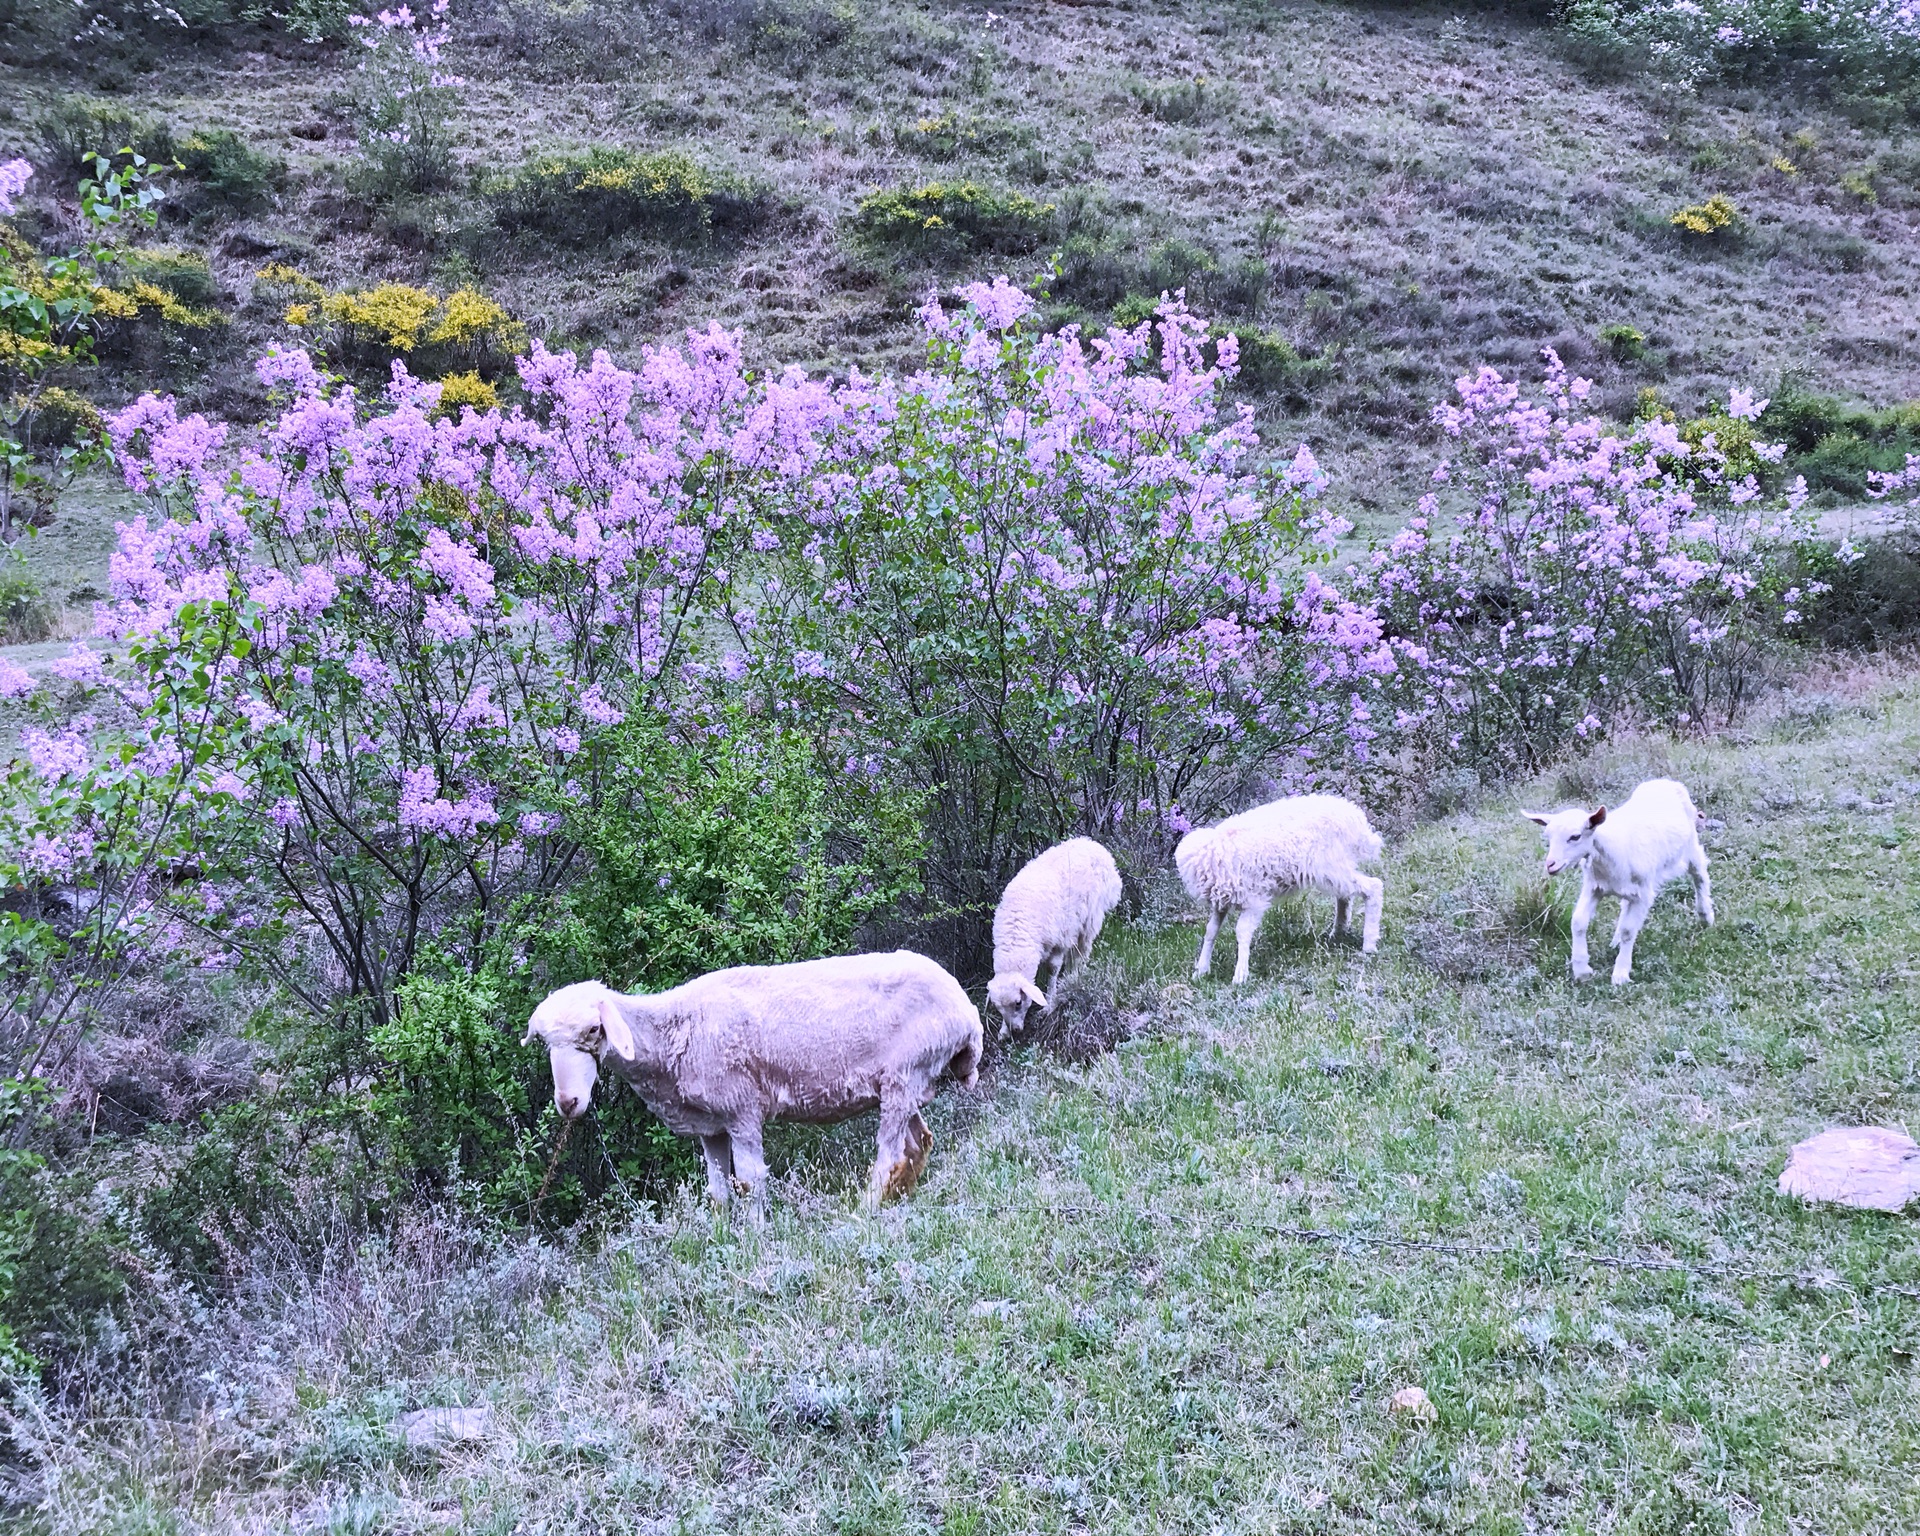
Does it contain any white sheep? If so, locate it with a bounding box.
[522,951,983,1214]
[1175,793,1385,985]
[1523,776,1714,985]
[985,837,1125,1037]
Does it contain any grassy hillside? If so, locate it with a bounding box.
[19,659,1920,1533]
[2,0,1918,529]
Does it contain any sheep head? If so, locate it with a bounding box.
[1522,805,1606,877]
[521,980,637,1119]
[986,972,1047,1036]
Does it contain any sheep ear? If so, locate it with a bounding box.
[1020,979,1048,1009]
[1521,811,1550,826]
[520,1021,538,1047]
[1588,806,1607,827]
[597,994,636,1061]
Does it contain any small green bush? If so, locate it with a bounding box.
[486,147,767,244]
[1213,326,1327,397]
[853,181,1056,259]
[39,97,176,181]
[177,128,285,212]
[1600,321,1647,360]
[0,545,56,644]
[118,247,220,309]
[1126,75,1234,124]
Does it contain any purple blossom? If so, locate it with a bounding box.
[0,158,31,218]
[0,657,36,699]
[24,725,90,782]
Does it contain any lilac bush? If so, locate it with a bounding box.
[88,281,1387,1010]
[1348,351,1818,770]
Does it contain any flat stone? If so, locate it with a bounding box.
[1387,1386,1436,1422]
[1778,1127,1920,1212]
[397,1405,492,1450]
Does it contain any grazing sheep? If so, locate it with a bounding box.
[1523,776,1714,985]
[522,951,983,1214]
[986,837,1125,1037]
[1175,794,1385,985]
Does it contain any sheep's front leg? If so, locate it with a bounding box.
[1194,907,1223,979]
[1611,891,1653,986]
[1689,841,1715,925]
[1569,880,1597,980]
[1355,875,1384,954]
[1231,899,1269,986]
[699,1133,734,1208]
[1334,896,1350,941]
[727,1119,770,1225]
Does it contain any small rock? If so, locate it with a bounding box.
[397,1405,492,1451]
[1778,1127,1920,1212]
[1387,1385,1437,1422]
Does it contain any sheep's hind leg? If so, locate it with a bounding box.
[1355,875,1384,954]
[1194,907,1223,979]
[868,1087,920,1209]
[1333,896,1350,942]
[1690,842,1715,925]
[699,1133,734,1209]
[727,1119,770,1226]
[896,1111,934,1197]
[1611,891,1654,986]
[1231,899,1270,986]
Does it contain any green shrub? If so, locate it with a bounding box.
[117,247,220,308]
[1600,321,1647,360]
[177,128,285,212]
[1213,326,1327,397]
[853,181,1056,259]
[486,147,767,244]
[0,544,56,643]
[39,97,176,181]
[1126,75,1234,124]
[1670,193,1739,237]
[892,113,1023,160]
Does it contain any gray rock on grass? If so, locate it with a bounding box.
[1778,1127,1920,1212]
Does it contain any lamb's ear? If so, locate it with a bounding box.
[1521,811,1551,826]
[1587,806,1608,828]
[520,1021,539,1047]
[597,993,636,1060]
[1020,979,1048,1009]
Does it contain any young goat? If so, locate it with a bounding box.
[1524,777,1714,985]
[1175,793,1385,985]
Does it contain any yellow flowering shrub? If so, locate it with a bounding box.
[1669,194,1739,236]
[257,268,528,375]
[854,181,1056,258]
[322,283,441,351]
[433,370,499,417]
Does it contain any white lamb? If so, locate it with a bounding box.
[985,837,1125,1037]
[1523,776,1714,986]
[1175,793,1385,985]
[522,951,983,1214]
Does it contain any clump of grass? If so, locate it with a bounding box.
[1404,874,1558,981]
[1125,75,1235,124]
[1669,193,1739,237]
[116,248,220,310]
[484,147,769,245]
[892,113,1024,160]
[38,96,176,181]
[853,180,1056,259]
[0,548,57,644]
[176,128,285,214]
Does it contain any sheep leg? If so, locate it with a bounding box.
[1231,899,1269,986]
[699,1133,734,1208]
[1194,907,1223,979]
[896,1111,934,1197]
[1611,891,1653,986]
[1689,842,1715,925]
[1355,875,1384,954]
[1569,880,1597,979]
[727,1119,770,1224]
[868,1088,919,1209]
[1334,896,1350,940]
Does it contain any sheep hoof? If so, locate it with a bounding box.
[880,1157,920,1204]
[1570,965,1593,981]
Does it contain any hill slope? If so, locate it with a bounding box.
[22,660,1920,1533]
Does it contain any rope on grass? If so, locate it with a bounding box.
[533,1116,574,1210]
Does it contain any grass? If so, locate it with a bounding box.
[16,658,1920,1532]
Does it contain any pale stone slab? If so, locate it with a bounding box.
[1778,1127,1920,1212]
[397,1405,492,1450]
